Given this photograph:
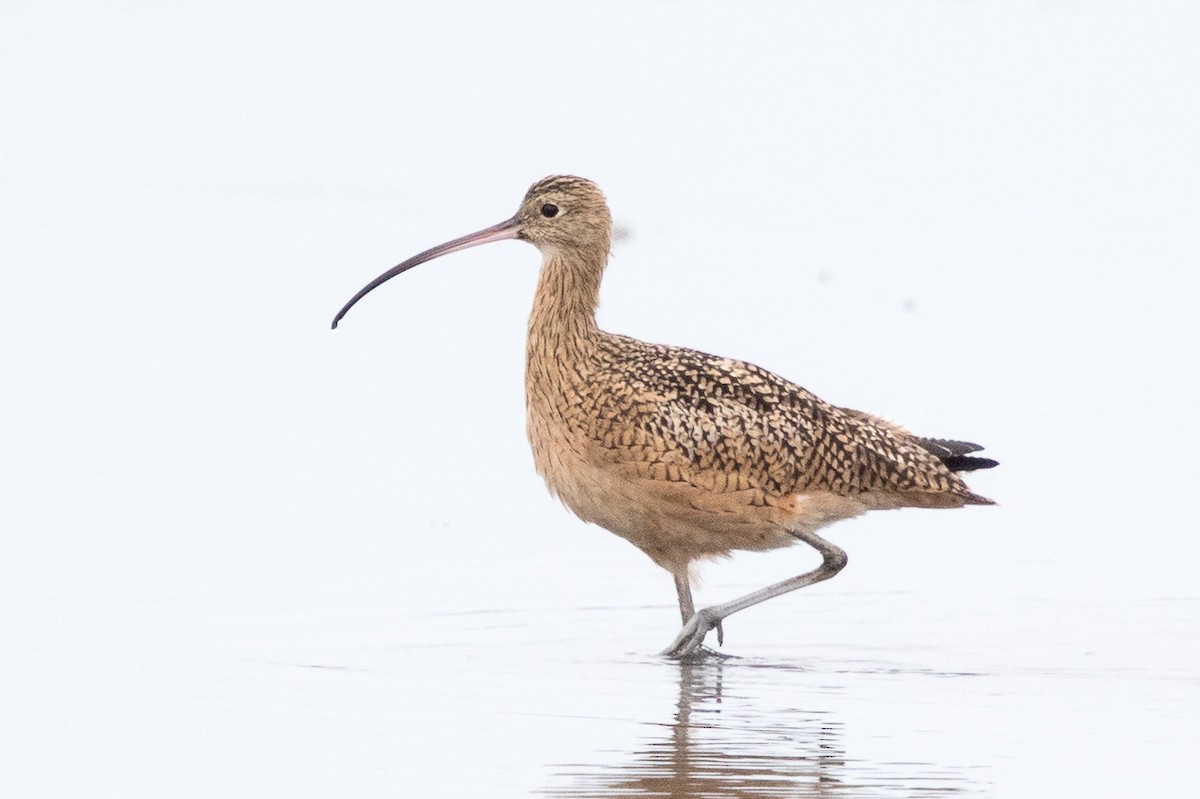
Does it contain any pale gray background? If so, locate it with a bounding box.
[2,2,1197,797]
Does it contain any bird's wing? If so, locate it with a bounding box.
[585,338,975,499]
[836,409,999,474]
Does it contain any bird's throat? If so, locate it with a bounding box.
[526,249,603,359]
[524,248,606,429]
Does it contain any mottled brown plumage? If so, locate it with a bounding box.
[333,174,996,658]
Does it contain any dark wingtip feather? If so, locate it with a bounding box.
[917,438,986,458]
[942,455,999,473]
[915,437,996,472]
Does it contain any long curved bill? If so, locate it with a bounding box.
[331,216,521,329]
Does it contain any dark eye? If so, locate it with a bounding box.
[540,203,559,218]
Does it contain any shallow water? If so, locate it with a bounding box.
[8,575,1192,798]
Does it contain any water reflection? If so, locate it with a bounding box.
[542,657,976,798]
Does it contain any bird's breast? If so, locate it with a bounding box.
[524,384,804,571]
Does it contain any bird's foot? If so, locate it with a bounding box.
[659,608,726,660]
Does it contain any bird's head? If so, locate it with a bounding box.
[331,175,611,329]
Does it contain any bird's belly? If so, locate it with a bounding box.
[528,423,799,572]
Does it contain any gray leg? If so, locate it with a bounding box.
[660,530,848,659]
[673,571,695,625]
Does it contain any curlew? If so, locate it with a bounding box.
[332,176,997,658]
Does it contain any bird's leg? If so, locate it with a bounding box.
[673,571,695,625]
[659,530,848,659]
[669,570,733,660]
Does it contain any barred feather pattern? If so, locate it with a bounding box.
[533,330,993,506]
[514,175,994,573]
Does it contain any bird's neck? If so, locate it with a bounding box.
[526,247,603,357]
[525,247,606,428]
